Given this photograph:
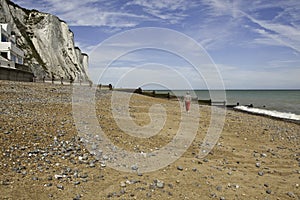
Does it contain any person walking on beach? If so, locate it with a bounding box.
[184,92,192,112]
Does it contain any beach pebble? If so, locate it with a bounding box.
[73,194,81,200]
[137,172,143,176]
[80,173,88,179]
[177,166,183,171]
[261,153,267,158]
[264,183,269,187]
[258,171,264,176]
[146,193,152,198]
[131,165,138,171]
[156,180,164,188]
[57,184,64,190]
[287,192,295,198]
[102,155,109,160]
[44,183,52,187]
[54,174,63,179]
[89,162,95,168]
[266,189,272,194]
[120,182,126,187]
[216,185,222,191]
[74,181,80,185]
[120,189,126,195]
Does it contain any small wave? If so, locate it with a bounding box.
[235,106,300,121]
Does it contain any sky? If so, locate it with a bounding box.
[12,0,300,89]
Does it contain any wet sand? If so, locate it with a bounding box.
[0,81,299,199]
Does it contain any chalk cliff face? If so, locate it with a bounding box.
[0,0,89,81]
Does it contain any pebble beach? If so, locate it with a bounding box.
[0,80,299,200]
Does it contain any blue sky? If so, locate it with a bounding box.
[13,0,300,89]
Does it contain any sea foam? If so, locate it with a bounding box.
[235,106,300,121]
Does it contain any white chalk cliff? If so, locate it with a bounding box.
[0,0,89,81]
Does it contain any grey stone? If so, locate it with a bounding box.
[287,192,295,198]
[45,183,52,187]
[73,194,81,200]
[74,181,80,185]
[258,171,264,176]
[261,153,267,158]
[57,184,64,190]
[80,173,88,179]
[120,189,126,195]
[131,165,138,171]
[264,183,269,187]
[156,180,164,188]
[89,162,95,168]
[120,182,126,187]
[137,172,143,176]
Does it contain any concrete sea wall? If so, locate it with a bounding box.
[0,67,33,82]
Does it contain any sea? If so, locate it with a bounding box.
[152,90,300,121]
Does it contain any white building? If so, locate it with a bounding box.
[0,23,24,68]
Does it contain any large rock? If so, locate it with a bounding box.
[0,0,89,81]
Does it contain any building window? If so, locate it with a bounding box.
[18,57,23,64]
[11,54,16,62]
[1,34,8,42]
[1,52,8,59]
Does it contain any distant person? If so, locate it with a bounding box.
[60,77,63,85]
[51,75,55,84]
[70,76,74,85]
[42,76,45,83]
[184,92,192,112]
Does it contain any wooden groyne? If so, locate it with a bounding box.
[108,88,241,107]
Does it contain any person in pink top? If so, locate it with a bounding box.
[184,92,192,112]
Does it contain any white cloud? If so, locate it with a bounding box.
[195,0,300,53]
[13,0,197,28]
[241,10,300,53]
[123,0,195,24]
[13,0,150,28]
